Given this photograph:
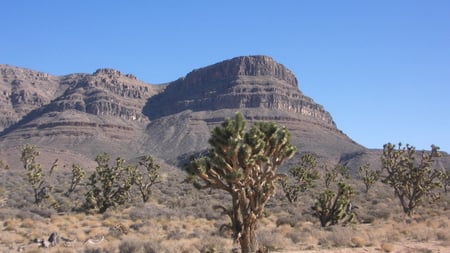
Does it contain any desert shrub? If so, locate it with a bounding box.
[84,248,103,253]
[199,236,228,253]
[319,226,355,248]
[257,230,292,251]
[29,206,55,218]
[350,236,368,247]
[437,230,450,241]
[129,204,176,220]
[275,216,297,227]
[380,242,395,252]
[142,242,158,253]
[119,239,145,253]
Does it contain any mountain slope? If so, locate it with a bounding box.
[0,56,380,169]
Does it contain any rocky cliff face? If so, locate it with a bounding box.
[145,56,335,128]
[0,65,63,131]
[48,68,160,122]
[0,56,368,167]
[0,66,164,158]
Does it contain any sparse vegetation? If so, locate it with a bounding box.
[0,136,449,252]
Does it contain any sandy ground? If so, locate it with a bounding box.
[275,241,448,253]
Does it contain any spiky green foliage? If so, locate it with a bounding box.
[131,155,160,203]
[66,164,86,196]
[381,143,443,216]
[358,163,380,193]
[0,160,8,171]
[312,182,355,227]
[20,144,58,206]
[185,112,296,253]
[281,153,319,203]
[324,164,349,188]
[324,166,338,188]
[441,169,450,193]
[85,153,135,213]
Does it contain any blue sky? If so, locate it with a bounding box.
[1,1,449,152]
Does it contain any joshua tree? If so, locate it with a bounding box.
[20,144,58,206]
[324,163,349,188]
[440,169,450,193]
[0,160,8,171]
[312,181,355,227]
[281,153,319,203]
[85,153,135,213]
[185,112,296,253]
[358,163,380,193]
[381,143,443,216]
[131,155,160,203]
[66,164,86,196]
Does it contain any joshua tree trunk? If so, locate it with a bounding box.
[240,222,258,253]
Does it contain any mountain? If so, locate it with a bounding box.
[141,56,363,164]
[1,56,441,171]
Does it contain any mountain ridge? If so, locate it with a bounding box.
[0,56,412,170]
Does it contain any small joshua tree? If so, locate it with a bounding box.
[85,153,135,213]
[358,163,380,193]
[20,144,58,206]
[132,155,160,203]
[66,164,86,196]
[281,153,319,203]
[0,160,9,172]
[381,143,443,216]
[312,182,355,227]
[185,112,296,253]
[324,163,349,188]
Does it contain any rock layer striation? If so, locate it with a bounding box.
[0,56,365,167]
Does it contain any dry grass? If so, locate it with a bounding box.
[0,203,449,253]
[1,164,450,253]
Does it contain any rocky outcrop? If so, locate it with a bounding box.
[47,68,162,122]
[182,55,298,88]
[145,56,335,128]
[0,65,62,131]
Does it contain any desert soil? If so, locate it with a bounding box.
[275,241,448,253]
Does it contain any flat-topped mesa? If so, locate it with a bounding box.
[184,55,298,88]
[145,55,335,128]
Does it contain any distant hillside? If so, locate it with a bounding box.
[1,56,448,170]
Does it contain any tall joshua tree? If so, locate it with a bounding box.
[20,144,58,206]
[381,143,442,216]
[185,112,296,253]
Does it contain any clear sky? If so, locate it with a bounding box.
[1,1,449,152]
